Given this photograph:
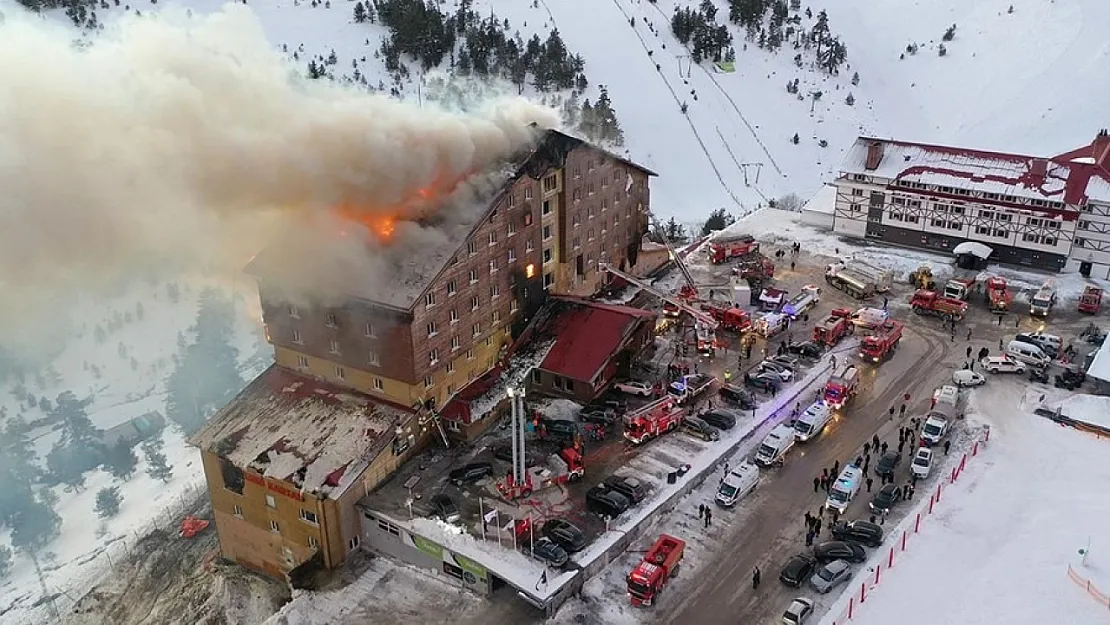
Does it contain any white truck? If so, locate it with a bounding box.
[1030,282,1058,317]
[754,424,796,467]
[715,462,760,507]
[919,403,955,446]
[793,401,833,442]
[825,464,863,514]
[932,385,959,409]
[829,259,894,293]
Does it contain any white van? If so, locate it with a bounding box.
[825,465,863,514]
[754,424,796,467]
[920,415,950,447]
[932,385,959,409]
[1006,340,1050,368]
[850,307,889,329]
[715,462,760,507]
[1016,331,1062,357]
[793,402,833,442]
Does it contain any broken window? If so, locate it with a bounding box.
[220,459,245,495]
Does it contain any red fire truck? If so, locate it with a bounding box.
[910,289,969,321]
[985,276,1012,313]
[623,397,685,445]
[823,365,860,409]
[495,448,584,499]
[628,534,686,606]
[812,308,853,346]
[733,255,775,281]
[702,303,751,332]
[1078,286,1103,314]
[709,234,760,264]
[859,320,904,363]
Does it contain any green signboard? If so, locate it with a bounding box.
[452,553,487,580]
[412,534,444,560]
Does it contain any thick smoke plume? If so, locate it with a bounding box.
[0,3,559,347]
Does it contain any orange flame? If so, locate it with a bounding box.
[332,173,472,242]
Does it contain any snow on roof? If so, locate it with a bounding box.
[189,364,412,498]
[801,184,837,215]
[840,136,1110,207]
[1051,394,1110,431]
[1086,334,1110,384]
[952,241,993,259]
[535,398,582,422]
[537,297,656,383]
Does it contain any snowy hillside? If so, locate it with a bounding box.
[37,0,1109,224]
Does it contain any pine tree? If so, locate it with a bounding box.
[9,493,61,555]
[792,132,800,144]
[95,487,122,518]
[845,92,855,106]
[701,208,736,235]
[938,43,947,57]
[851,71,859,86]
[353,1,366,22]
[592,86,624,146]
[104,441,139,481]
[145,448,173,483]
[0,545,11,579]
[942,24,956,42]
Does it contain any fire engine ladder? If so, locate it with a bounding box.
[627,395,676,419]
[599,263,720,330]
[648,215,698,294]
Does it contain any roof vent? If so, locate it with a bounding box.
[864,141,885,171]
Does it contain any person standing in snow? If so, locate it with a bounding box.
[752,567,761,589]
[944,440,952,456]
[865,477,874,493]
[813,476,821,493]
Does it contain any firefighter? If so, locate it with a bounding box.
[724,370,732,383]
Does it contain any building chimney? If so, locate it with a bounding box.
[864,140,885,171]
[1029,158,1048,185]
[1094,129,1110,169]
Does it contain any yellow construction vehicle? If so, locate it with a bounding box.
[908,265,936,291]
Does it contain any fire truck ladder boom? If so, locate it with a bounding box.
[648,215,698,292]
[599,263,719,329]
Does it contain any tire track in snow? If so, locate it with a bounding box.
[641,0,785,179]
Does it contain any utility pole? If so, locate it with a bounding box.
[739,163,764,187]
[676,54,693,79]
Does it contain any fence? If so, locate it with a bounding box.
[827,427,991,624]
[1067,564,1110,609]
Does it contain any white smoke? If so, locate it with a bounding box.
[0,3,559,348]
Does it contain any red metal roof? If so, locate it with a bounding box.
[538,298,656,383]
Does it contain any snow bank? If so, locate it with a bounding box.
[1049,394,1110,431]
[535,398,583,422]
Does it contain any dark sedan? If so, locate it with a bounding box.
[542,518,587,553]
[430,494,460,523]
[529,537,569,568]
[746,373,782,393]
[788,341,825,359]
[719,384,758,409]
[578,408,616,425]
[875,451,901,478]
[813,541,867,564]
[779,554,818,587]
[831,521,883,548]
[449,462,493,486]
[869,483,900,514]
[700,409,739,430]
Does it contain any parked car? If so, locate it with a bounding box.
[813,541,866,564]
[614,380,654,397]
[541,519,587,552]
[681,416,721,442]
[874,451,901,478]
[491,445,515,463]
[809,559,853,594]
[449,462,493,486]
[700,409,739,430]
[720,384,758,409]
[578,408,616,425]
[911,447,933,479]
[981,356,1026,374]
[769,355,802,371]
[604,475,649,504]
[779,554,818,587]
[430,494,461,523]
[781,597,815,625]
[868,483,900,514]
[585,485,631,519]
[746,372,782,393]
[529,537,569,568]
[831,520,883,547]
[757,360,794,382]
[952,369,986,387]
[539,418,580,440]
[788,341,825,359]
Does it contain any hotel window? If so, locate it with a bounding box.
[300,509,319,525]
[424,375,434,388]
[365,322,376,338]
[525,187,533,200]
[270,520,280,533]
[467,240,478,256]
[510,299,519,313]
[329,339,341,355]
[526,238,535,252]
[471,295,480,311]
[233,505,243,517]
[308,536,319,548]
[297,355,309,368]
[325,312,338,327]
[588,205,595,218]
[488,232,498,246]
[490,284,500,298]
[542,200,552,215]
[543,225,553,240]
[852,188,864,196]
[288,304,299,318]
[266,494,276,508]
[446,361,455,374]
[573,189,582,202]
[334,365,345,380]
[447,279,457,295]
[466,349,475,361]
[543,249,553,264]
[451,336,460,351]
[368,351,380,366]
[976,226,992,236]
[508,221,517,236]
[485,336,493,347]
[573,236,581,249]
[425,292,436,307]
[468,269,478,284]
[588,159,595,172]
[588,182,595,195]
[373,377,384,391]
[492,310,501,324]
[489,258,499,273]
[449,308,459,324]
[588,228,596,241]
[292,329,303,344]
[348,536,360,551]
[573,165,581,178]
[472,322,482,337]
[426,321,438,337]
[429,349,439,366]
[508,248,517,263]
[543,175,557,193]
[543,272,555,289]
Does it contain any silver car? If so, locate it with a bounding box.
[810,559,852,594]
[782,597,815,624]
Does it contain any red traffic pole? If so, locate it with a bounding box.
[950,467,957,483]
[888,546,895,568]
[972,441,979,457]
[959,454,967,472]
[861,580,867,602]
[875,564,881,584]
[929,493,935,514]
[902,530,907,551]
[915,512,921,533]
[849,596,855,618]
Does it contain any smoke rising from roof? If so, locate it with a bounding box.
[0,4,558,346]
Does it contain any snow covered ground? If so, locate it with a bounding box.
[43,0,1110,224]
[818,379,1110,625]
[0,277,269,625]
